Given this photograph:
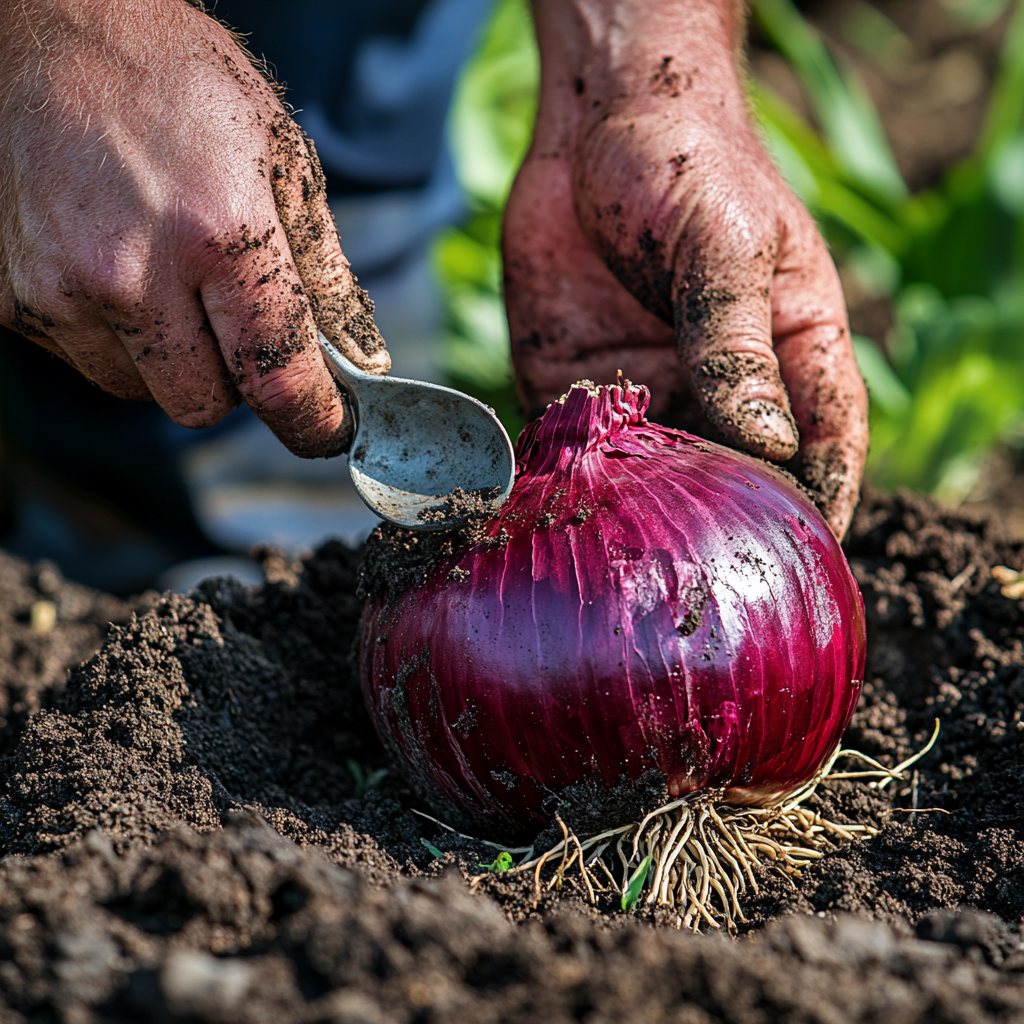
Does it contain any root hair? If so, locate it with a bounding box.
[499,722,940,931]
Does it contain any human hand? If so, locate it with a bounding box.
[504,0,867,537]
[0,0,389,458]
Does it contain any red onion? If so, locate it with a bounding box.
[359,382,865,842]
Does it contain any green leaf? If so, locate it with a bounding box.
[421,839,444,859]
[861,281,1024,497]
[434,0,535,437]
[750,83,911,254]
[478,851,514,872]
[840,3,914,66]
[944,0,1011,28]
[814,179,910,255]
[621,855,652,912]
[753,0,907,204]
[853,336,911,417]
[977,0,1024,163]
[346,760,387,798]
[448,0,539,208]
[988,135,1024,214]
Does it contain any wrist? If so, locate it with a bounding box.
[532,0,750,137]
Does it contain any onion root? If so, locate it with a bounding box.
[476,722,941,932]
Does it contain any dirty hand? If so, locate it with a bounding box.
[504,0,868,537]
[0,0,389,458]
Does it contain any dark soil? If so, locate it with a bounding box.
[359,504,507,605]
[2,488,1024,1022]
[0,557,154,760]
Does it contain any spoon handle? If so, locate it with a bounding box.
[317,331,375,403]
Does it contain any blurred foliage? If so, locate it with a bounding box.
[434,0,538,439]
[753,0,1024,500]
[439,0,1024,498]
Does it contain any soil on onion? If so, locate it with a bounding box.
[1,487,1024,1022]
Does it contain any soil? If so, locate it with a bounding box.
[0,558,155,761]
[1,487,1024,1022]
[360,497,507,605]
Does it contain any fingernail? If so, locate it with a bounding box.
[738,399,799,458]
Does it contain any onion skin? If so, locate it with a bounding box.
[359,383,866,842]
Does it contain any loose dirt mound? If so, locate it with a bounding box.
[0,556,151,761]
[1,489,1024,1022]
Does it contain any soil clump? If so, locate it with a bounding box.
[0,557,153,760]
[0,489,1023,1021]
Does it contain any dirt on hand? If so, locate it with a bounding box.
[2,488,1024,1022]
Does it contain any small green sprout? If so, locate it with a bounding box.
[346,759,388,798]
[621,854,652,911]
[477,851,514,872]
[420,838,444,858]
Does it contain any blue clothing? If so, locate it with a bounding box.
[214,0,488,192]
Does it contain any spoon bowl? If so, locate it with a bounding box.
[319,333,515,529]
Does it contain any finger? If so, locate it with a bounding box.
[95,289,242,428]
[772,207,868,539]
[570,113,799,460]
[673,239,799,462]
[199,212,352,458]
[45,318,152,401]
[268,114,390,375]
[5,299,153,401]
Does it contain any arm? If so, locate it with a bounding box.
[505,0,868,536]
[0,0,388,457]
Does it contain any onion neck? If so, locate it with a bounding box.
[515,380,652,475]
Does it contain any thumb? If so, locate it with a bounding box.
[676,249,798,462]
[268,113,391,375]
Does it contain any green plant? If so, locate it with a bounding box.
[752,0,1024,499]
[477,851,514,872]
[346,759,387,798]
[433,0,539,438]
[621,854,652,911]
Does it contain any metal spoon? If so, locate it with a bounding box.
[318,332,515,530]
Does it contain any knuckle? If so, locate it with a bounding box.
[76,259,147,313]
[200,218,287,274]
